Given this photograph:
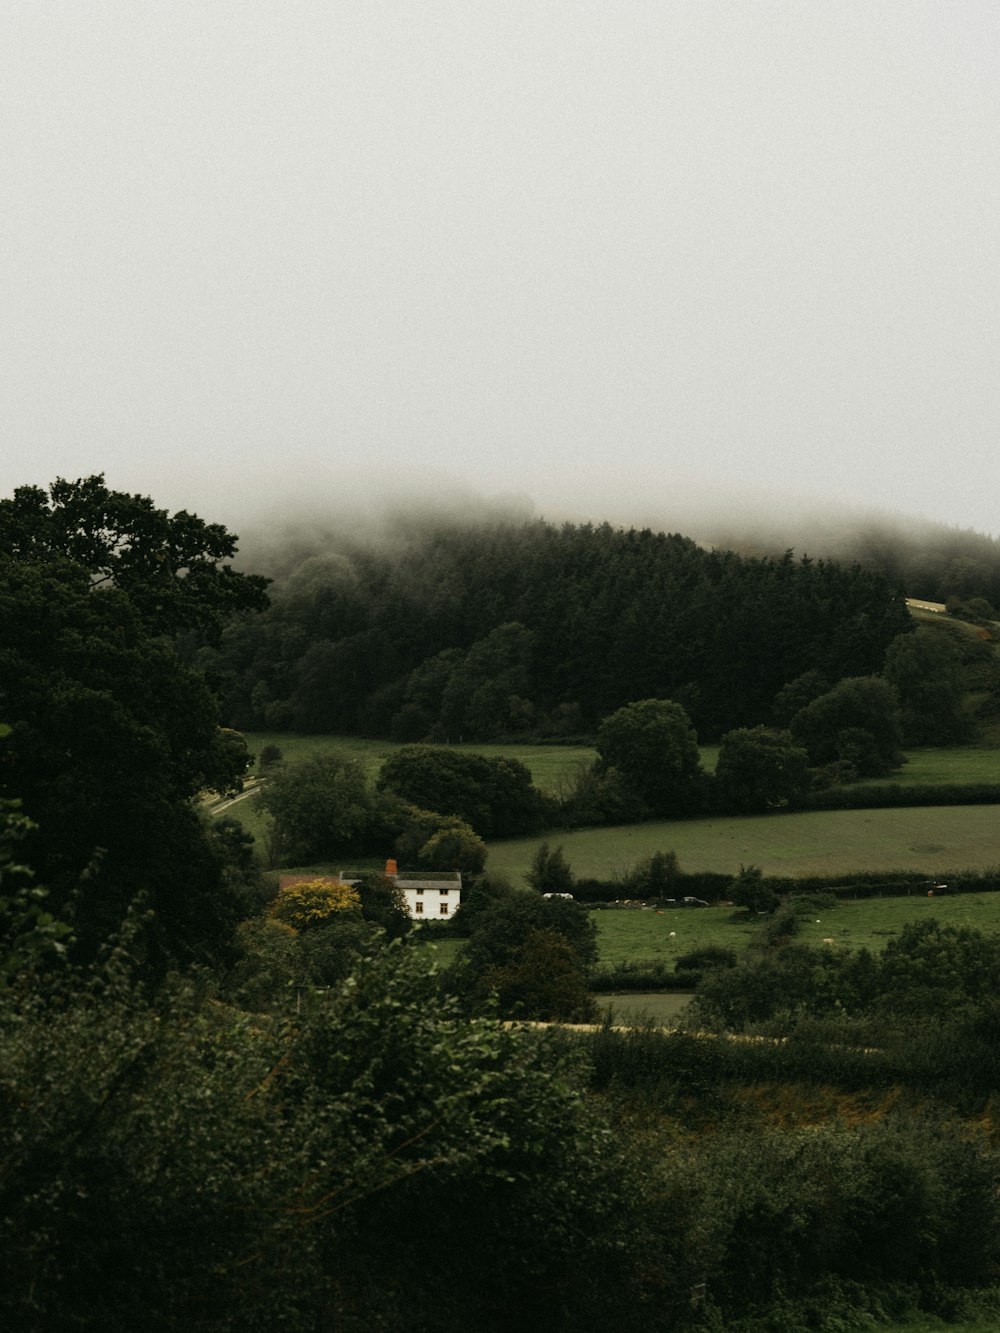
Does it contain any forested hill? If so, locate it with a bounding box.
[209,519,911,742]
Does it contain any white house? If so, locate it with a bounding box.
[339,859,462,920]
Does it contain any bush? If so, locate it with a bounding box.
[268,876,360,930]
[0,944,651,1333]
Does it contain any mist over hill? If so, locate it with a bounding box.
[233,485,1000,611]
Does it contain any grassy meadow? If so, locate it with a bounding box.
[485,803,1000,883]
[593,891,1000,965]
[241,731,1000,791]
[241,731,597,790]
[223,732,1000,891]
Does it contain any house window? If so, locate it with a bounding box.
[414,901,423,914]
[439,887,449,895]
[439,903,449,915]
[416,886,424,895]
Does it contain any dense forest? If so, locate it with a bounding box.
[208,518,913,742]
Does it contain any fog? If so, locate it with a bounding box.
[5,4,1000,544]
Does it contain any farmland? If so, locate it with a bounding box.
[485,803,1000,882]
[592,890,1000,966]
[226,731,1000,887]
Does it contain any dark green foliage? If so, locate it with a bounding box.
[477,927,598,1023]
[595,698,704,815]
[524,841,576,895]
[791,675,904,776]
[447,890,599,1019]
[694,916,1000,1035]
[804,780,1000,810]
[211,518,909,741]
[628,849,681,897]
[554,760,649,827]
[257,752,373,863]
[771,668,831,726]
[715,725,811,812]
[257,742,283,771]
[0,473,268,638]
[0,791,73,981]
[674,944,738,975]
[438,621,536,739]
[883,625,971,744]
[355,872,412,940]
[1,944,650,1333]
[207,816,268,917]
[588,958,680,991]
[377,744,543,837]
[448,872,517,937]
[0,478,268,966]
[417,819,487,874]
[728,864,781,915]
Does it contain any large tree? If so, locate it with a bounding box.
[377,744,542,838]
[0,477,268,964]
[790,676,903,777]
[715,726,811,813]
[595,698,704,816]
[258,753,373,864]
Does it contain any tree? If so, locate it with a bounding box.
[631,849,681,898]
[0,780,73,981]
[418,821,487,875]
[790,676,903,778]
[476,928,598,1022]
[258,753,373,864]
[0,478,268,966]
[728,864,780,915]
[0,473,268,637]
[715,726,811,813]
[525,842,576,895]
[883,626,969,745]
[355,872,412,940]
[595,698,704,815]
[449,891,599,1015]
[377,745,542,838]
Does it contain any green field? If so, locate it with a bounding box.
[594,991,694,1025]
[242,731,597,791]
[486,804,1000,882]
[240,731,1000,790]
[593,891,1000,965]
[225,734,1000,888]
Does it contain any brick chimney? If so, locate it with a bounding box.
[385,858,398,877]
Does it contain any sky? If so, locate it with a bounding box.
[4,2,1000,544]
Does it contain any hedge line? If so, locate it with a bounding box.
[801,782,1000,811]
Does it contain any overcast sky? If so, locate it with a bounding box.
[4,2,1000,543]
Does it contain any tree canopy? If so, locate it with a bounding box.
[595,698,704,815]
[0,477,267,964]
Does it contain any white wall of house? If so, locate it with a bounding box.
[398,881,461,919]
[339,869,462,920]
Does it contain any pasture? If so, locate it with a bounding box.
[593,891,1000,966]
[240,731,1000,791]
[485,803,1000,882]
[241,731,597,790]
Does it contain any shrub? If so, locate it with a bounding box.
[268,877,360,930]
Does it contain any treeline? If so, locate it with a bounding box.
[709,507,1000,611]
[208,518,911,741]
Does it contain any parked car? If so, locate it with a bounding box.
[680,896,709,908]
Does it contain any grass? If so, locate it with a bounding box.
[485,804,1000,883]
[241,730,1000,789]
[593,991,693,1025]
[242,731,597,791]
[593,892,1000,966]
